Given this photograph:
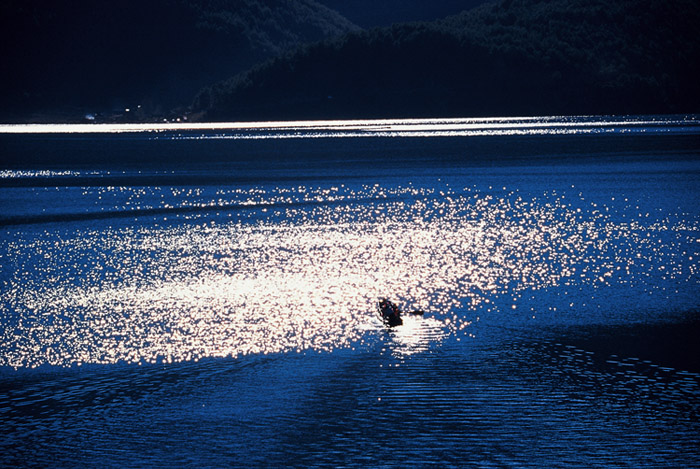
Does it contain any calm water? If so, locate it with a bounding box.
[1,116,700,466]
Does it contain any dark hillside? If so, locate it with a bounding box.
[194,0,700,121]
[316,0,490,28]
[0,0,358,121]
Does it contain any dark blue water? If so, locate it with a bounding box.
[1,116,699,466]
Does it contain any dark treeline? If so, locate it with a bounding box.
[315,0,488,28]
[0,0,357,121]
[194,0,700,121]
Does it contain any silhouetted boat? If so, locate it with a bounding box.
[378,298,403,327]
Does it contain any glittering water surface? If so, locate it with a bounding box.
[2,178,699,369]
[1,116,700,466]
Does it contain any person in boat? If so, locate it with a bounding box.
[379,298,402,326]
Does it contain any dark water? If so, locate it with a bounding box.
[1,116,699,466]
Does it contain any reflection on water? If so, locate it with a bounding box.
[1,114,698,137]
[2,179,699,368]
[2,327,699,467]
[1,119,700,466]
[381,315,448,358]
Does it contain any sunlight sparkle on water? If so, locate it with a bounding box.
[1,182,699,368]
[1,115,698,138]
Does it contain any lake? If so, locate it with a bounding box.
[1,115,700,466]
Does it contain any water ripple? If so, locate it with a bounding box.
[2,181,698,368]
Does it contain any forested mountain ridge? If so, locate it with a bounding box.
[0,0,358,121]
[315,0,489,28]
[194,0,700,121]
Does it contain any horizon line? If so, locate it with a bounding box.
[0,114,697,135]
